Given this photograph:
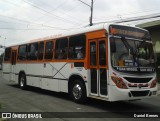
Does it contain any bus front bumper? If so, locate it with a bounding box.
[109,85,158,102]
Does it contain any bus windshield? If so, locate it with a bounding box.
[110,37,156,74]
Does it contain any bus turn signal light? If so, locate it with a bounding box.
[111,76,128,89]
[150,79,157,88]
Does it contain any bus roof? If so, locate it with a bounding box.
[7,23,141,47]
[7,23,112,47]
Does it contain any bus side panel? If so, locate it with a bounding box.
[26,63,43,88]
[40,62,88,93]
[41,62,59,91]
[2,63,11,81]
[53,62,88,93]
[16,63,27,83]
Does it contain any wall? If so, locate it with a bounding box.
[148,27,160,82]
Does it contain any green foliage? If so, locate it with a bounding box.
[0,119,7,121]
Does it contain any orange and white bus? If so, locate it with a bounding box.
[2,23,157,103]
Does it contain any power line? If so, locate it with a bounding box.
[77,0,90,7]
[95,14,160,24]
[0,1,84,30]
[21,0,81,25]
[32,0,70,21]
[38,1,89,25]
[45,0,69,12]
[36,0,86,25]
[3,0,82,25]
[93,7,160,21]
[0,14,72,30]
[0,28,71,30]
[116,14,160,23]
[3,0,88,26]
[0,20,28,25]
[42,7,87,24]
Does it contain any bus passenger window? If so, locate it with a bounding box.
[18,45,27,60]
[69,34,86,59]
[45,41,53,60]
[55,38,68,59]
[99,41,106,66]
[90,42,96,66]
[38,42,44,60]
[4,47,11,61]
[28,43,38,60]
[77,47,85,59]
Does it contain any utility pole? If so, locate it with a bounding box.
[77,0,94,26]
[90,0,93,26]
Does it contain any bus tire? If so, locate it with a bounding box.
[70,79,86,103]
[19,73,27,90]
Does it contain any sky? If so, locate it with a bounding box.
[0,0,160,54]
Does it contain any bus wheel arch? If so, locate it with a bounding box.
[18,71,27,89]
[68,75,87,103]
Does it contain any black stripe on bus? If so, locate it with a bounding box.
[3,73,87,83]
[3,72,11,74]
[53,78,68,81]
[26,74,68,80]
[3,72,18,75]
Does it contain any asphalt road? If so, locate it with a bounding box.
[0,71,160,121]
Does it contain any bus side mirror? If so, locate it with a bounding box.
[110,39,116,53]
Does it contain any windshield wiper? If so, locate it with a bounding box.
[121,37,138,66]
[133,39,146,55]
[121,37,134,55]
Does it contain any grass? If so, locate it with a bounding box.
[0,119,6,121]
[0,119,7,121]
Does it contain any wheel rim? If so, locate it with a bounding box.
[20,76,25,87]
[72,84,82,100]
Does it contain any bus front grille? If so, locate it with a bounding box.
[124,77,152,83]
[130,90,150,97]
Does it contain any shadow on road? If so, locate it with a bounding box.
[8,84,71,100]
[8,84,156,114]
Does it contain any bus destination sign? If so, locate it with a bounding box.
[109,25,150,40]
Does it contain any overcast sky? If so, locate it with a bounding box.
[0,0,160,53]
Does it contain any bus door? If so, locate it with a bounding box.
[89,38,108,97]
[11,50,17,81]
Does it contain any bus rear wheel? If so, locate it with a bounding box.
[19,73,27,90]
[70,80,86,103]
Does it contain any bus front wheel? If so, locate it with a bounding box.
[70,80,86,103]
[19,73,27,90]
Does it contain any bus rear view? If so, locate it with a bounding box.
[108,24,157,101]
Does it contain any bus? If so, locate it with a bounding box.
[2,23,157,103]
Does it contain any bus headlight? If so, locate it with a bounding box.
[111,76,128,89]
[150,79,157,88]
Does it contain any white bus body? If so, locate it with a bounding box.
[3,23,157,103]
